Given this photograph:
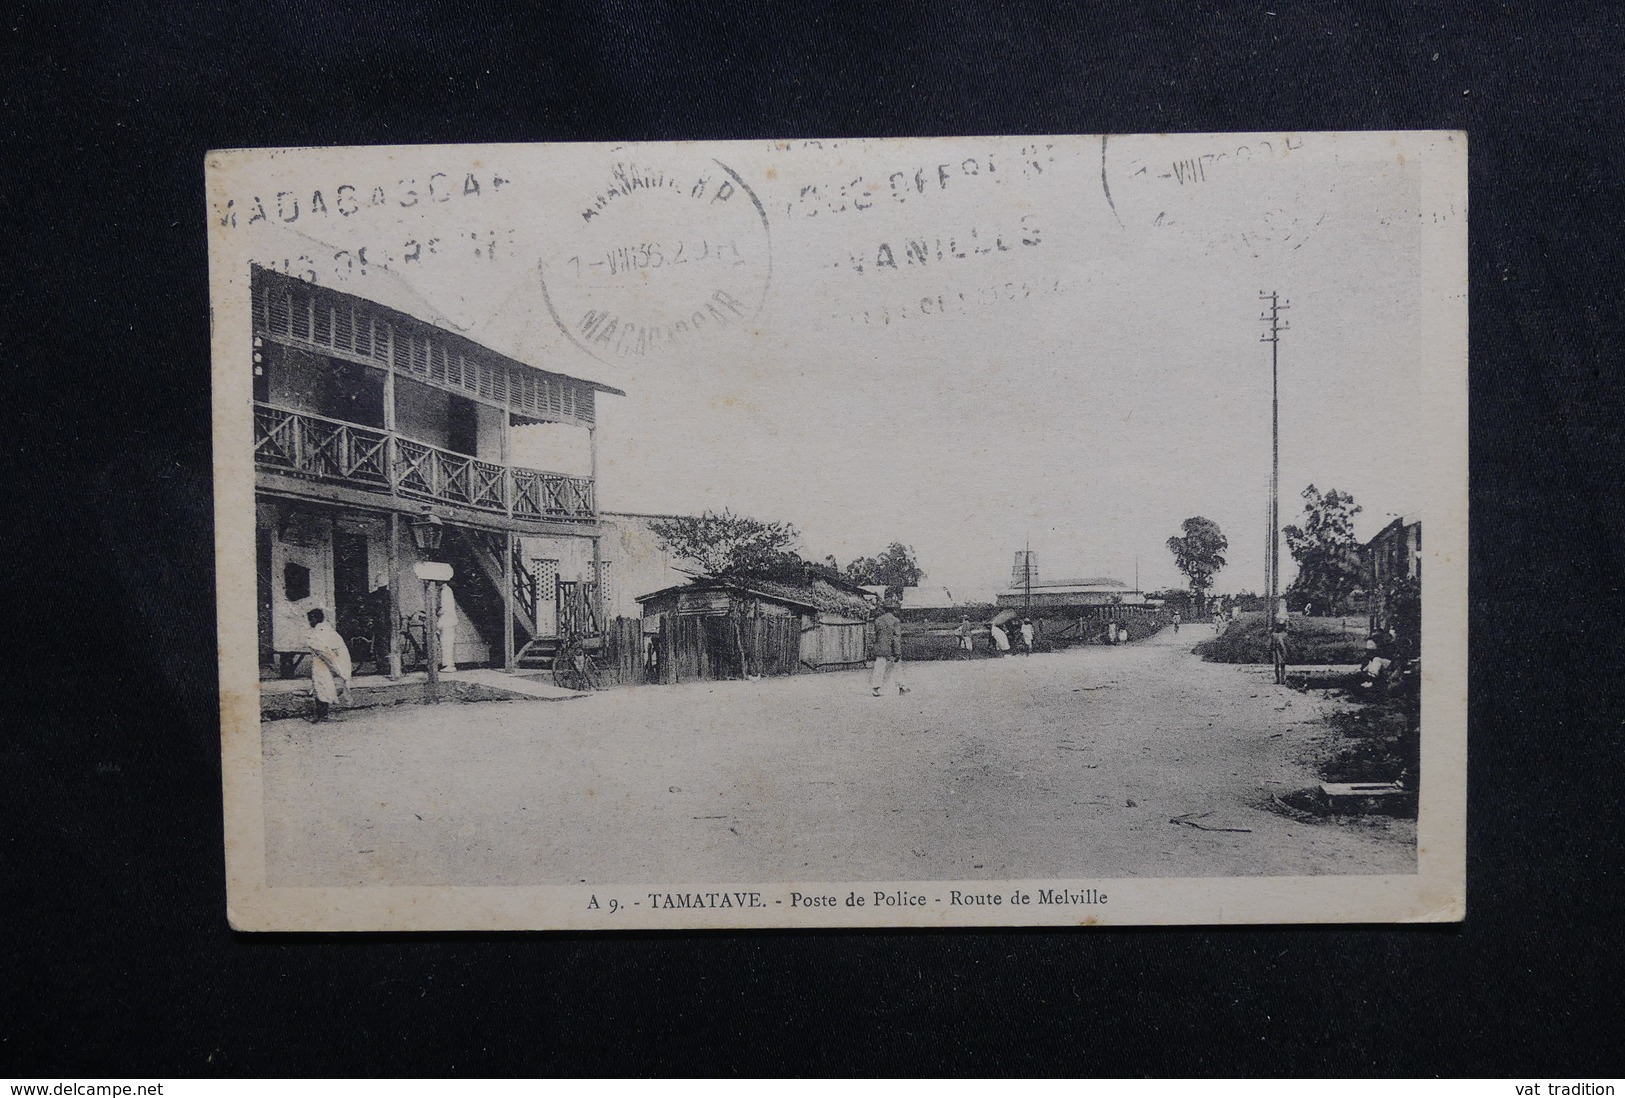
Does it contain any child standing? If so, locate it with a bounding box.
[1268,620,1290,685]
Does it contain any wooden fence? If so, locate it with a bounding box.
[1057,607,1173,644]
[645,611,803,684]
[603,605,1184,683]
[800,619,871,670]
[587,613,867,687]
[1091,604,1171,622]
[596,616,646,687]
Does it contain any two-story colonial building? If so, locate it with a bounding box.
[249,265,624,678]
[1361,514,1422,632]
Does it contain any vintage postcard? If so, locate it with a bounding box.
[209,132,1466,930]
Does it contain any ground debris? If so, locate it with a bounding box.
[1169,811,1252,833]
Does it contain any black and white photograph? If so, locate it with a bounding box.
[209,132,1466,930]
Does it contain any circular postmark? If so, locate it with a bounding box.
[539,157,772,363]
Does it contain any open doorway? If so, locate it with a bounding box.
[447,395,480,456]
[333,529,371,664]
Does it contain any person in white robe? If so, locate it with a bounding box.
[304,608,352,722]
[436,584,458,672]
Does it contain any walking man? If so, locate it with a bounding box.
[1268,619,1290,685]
[955,616,976,656]
[870,602,909,696]
[305,608,352,722]
[1172,609,1180,634]
[1019,617,1035,654]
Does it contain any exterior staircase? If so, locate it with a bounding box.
[515,636,558,671]
[515,578,604,670]
[442,526,539,668]
[442,525,604,673]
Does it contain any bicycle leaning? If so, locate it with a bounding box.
[551,629,604,692]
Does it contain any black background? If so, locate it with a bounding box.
[4,0,1622,1078]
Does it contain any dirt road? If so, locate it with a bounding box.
[261,624,1414,886]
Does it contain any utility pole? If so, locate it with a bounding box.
[1023,536,1032,615]
[1260,291,1289,623]
[1264,487,1272,608]
[1011,545,1036,615]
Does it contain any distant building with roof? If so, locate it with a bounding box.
[1362,515,1421,586]
[995,576,1146,611]
[1360,514,1421,629]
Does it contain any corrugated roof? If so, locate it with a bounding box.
[252,263,625,397]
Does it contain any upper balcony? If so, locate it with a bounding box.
[254,402,595,524]
[248,265,623,531]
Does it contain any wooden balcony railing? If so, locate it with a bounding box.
[254,402,595,522]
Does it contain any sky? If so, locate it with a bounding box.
[218,133,1449,602]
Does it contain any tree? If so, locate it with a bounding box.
[1379,574,1421,658]
[647,509,801,576]
[1283,485,1363,614]
[843,542,925,599]
[1166,517,1228,609]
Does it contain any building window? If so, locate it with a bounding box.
[283,562,311,603]
[533,559,560,635]
[535,559,559,599]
